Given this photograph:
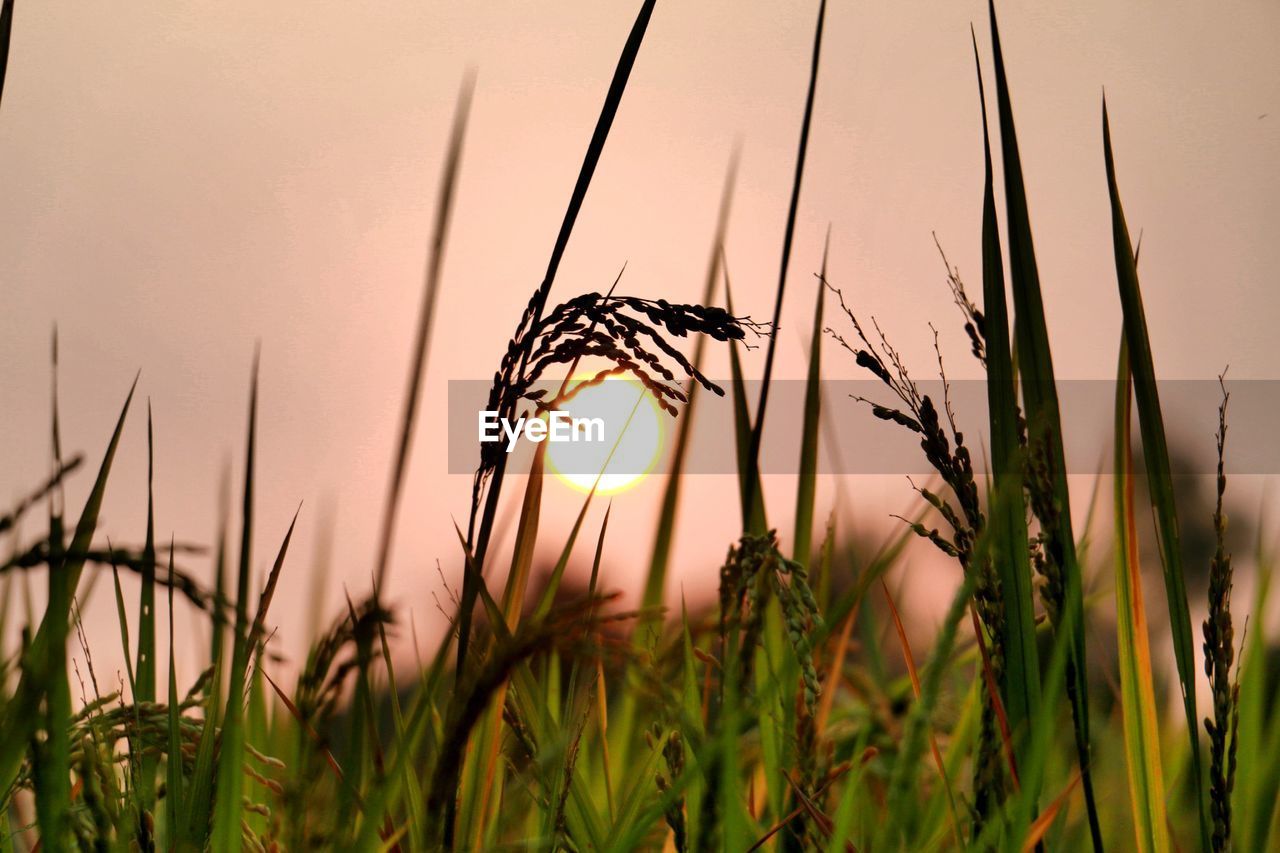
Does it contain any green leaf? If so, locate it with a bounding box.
[1114,336,1171,853]
[211,353,259,851]
[0,374,137,820]
[985,5,1100,840]
[643,154,737,616]
[741,0,825,531]
[1234,539,1273,850]
[793,231,828,567]
[135,403,158,814]
[458,0,657,692]
[1103,98,1211,851]
[973,30,1042,778]
[374,73,473,593]
[166,539,185,844]
[880,557,978,847]
[723,269,767,533]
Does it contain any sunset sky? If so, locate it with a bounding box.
[2,0,1277,675]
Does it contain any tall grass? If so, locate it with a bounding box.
[0,2,1269,851]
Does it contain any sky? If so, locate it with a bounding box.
[2,0,1278,678]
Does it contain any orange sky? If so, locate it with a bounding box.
[2,1,1278,678]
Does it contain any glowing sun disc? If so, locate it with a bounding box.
[546,375,665,495]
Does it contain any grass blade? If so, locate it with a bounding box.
[723,265,767,531]
[460,0,658,681]
[881,578,962,847]
[0,0,14,109]
[1103,98,1211,851]
[210,353,259,850]
[986,5,1100,839]
[793,231,828,567]
[0,373,137,807]
[373,73,474,594]
[880,557,978,846]
[33,376,138,847]
[741,0,825,524]
[1234,536,1272,849]
[166,538,185,843]
[973,25,1042,781]
[135,403,158,815]
[608,156,737,788]
[642,153,737,615]
[1114,336,1171,853]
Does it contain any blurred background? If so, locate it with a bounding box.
[2,0,1278,686]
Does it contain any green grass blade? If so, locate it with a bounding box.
[0,373,137,808]
[109,559,137,697]
[211,462,230,672]
[210,353,259,851]
[1102,99,1211,851]
[880,562,978,847]
[741,0,825,525]
[986,6,1099,839]
[609,157,737,791]
[135,402,158,814]
[1234,537,1272,849]
[679,598,704,842]
[374,612,424,848]
[456,449,546,848]
[373,73,473,594]
[166,538,185,844]
[973,27,1042,778]
[642,153,737,616]
[459,0,658,685]
[36,376,138,847]
[531,481,596,622]
[1114,336,1171,853]
[792,231,828,567]
[723,266,767,532]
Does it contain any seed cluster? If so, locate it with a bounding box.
[826,281,1015,817]
[649,724,688,853]
[713,530,823,849]
[718,531,822,712]
[1203,376,1240,853]
[476,287,763,488]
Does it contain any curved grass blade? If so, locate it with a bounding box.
[1114,336,1171,853]
[1103,98,1211,851]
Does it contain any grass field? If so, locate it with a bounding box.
[2,1,1276,850]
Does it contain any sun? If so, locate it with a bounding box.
[546,374,666,495]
